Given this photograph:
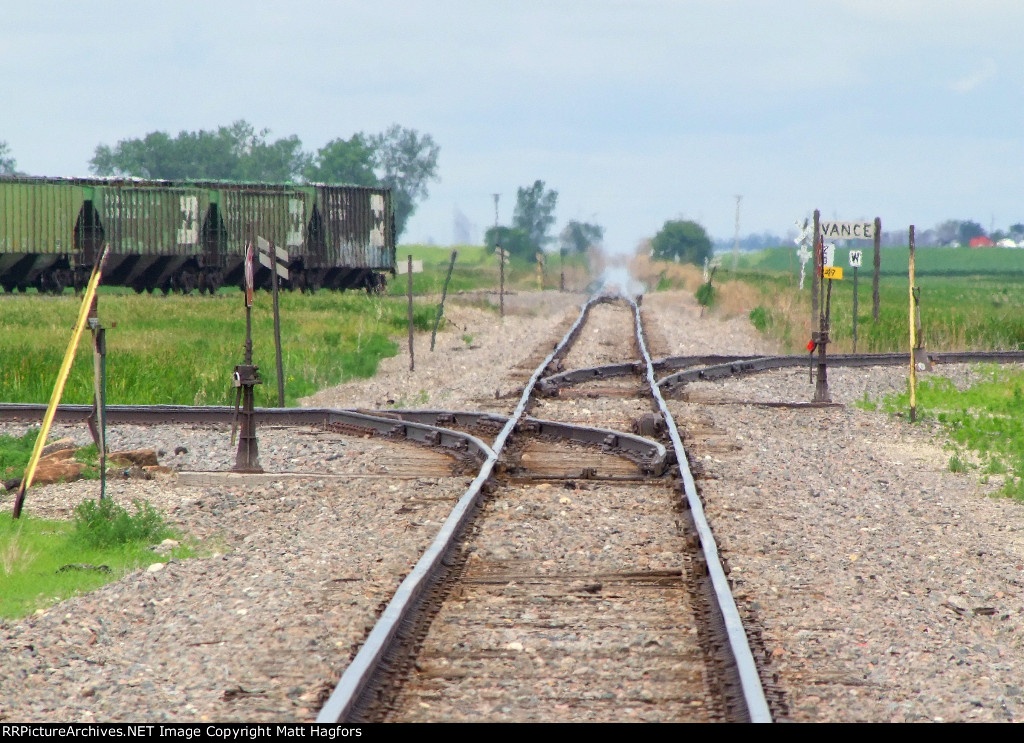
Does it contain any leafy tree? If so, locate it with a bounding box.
[368,125,440,238]
[650,219,713,265]
[90,121,442,236]
[512,180,558,255]
[304,133,378,187]
[560,220,604,255]
[0,141,16,175]
[958,220,986,244]
[933,219,988,246]
[484,225,533,261]
[934,219,961,246]
[90,120,309,181]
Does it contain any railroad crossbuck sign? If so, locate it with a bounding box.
[257,236,289,280]
[820,221,875,240]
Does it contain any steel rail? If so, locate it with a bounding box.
[540,350,1024,395]
[0,405,494,464]
[537,355,762,393]
[657,350,1024,395]
[316,296,598,723]
[0,402,664,471]
[377,409,669,475]
[630,297,773,723]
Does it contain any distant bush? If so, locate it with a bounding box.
[695,281,715,308]
[749,306,770,332]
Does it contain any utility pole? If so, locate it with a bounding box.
[732,195,742,269]
[493,193,503,318]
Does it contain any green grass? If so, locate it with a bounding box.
[732,244,1024,277]
[0,500,191,619]
[873,367,1024,499]
[724,247,1024,354]
[0,288,435,407]
[388,243,589,296]
[1,429,103,485]
[0,429,40,484]
[732,246,1024,501]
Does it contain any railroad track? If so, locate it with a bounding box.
[9,287,1024,722]
[311,295,772,723]
[7,316,1024,722]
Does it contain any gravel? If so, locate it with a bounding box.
[4,287,1024,722]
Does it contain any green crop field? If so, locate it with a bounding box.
[711,245,1024,499]
[724,245,1024,354]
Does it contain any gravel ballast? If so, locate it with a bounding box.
[4,288,1024,722]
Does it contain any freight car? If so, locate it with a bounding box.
[0,176,395,294]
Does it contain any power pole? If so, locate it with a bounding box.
[732,195,742,269]
[493,194,503,318]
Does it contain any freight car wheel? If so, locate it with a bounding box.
[178,270,196,295]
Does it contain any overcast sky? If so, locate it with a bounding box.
[4,1,1024,253]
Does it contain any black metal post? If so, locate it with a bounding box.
[852,266,859,354]
[407,255,415,371]
[233,256,262,473]
[431,249,457,351]
[271,241,285,407]
[872,216,881,322]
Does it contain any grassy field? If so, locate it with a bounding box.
[711,246,1024,354]
[661,245,1024,500]
[1,496,190,619]
[0,244,593,408]
[0,284,437,407]
[388,244,593,296]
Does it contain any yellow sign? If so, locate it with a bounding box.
[822,266,844,280]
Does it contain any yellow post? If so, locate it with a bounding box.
[12,248,108,518]
[908,226,917,423]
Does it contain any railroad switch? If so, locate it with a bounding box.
[231,363,263,473]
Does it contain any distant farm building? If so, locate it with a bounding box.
[970,236,995,248]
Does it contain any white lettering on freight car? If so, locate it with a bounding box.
[370,226,385,248]
[287,199,304,248]
[177,196,199,245]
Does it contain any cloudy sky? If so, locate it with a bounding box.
[3,1,1023,252]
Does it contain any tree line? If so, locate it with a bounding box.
[485,179,604,263]
[0,123,440,239]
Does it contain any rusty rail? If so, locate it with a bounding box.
[657,350,1024,396]
[628,297,772,723]
[0,402,665,472]
[316,296,598,723]
[377,409,669,475]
